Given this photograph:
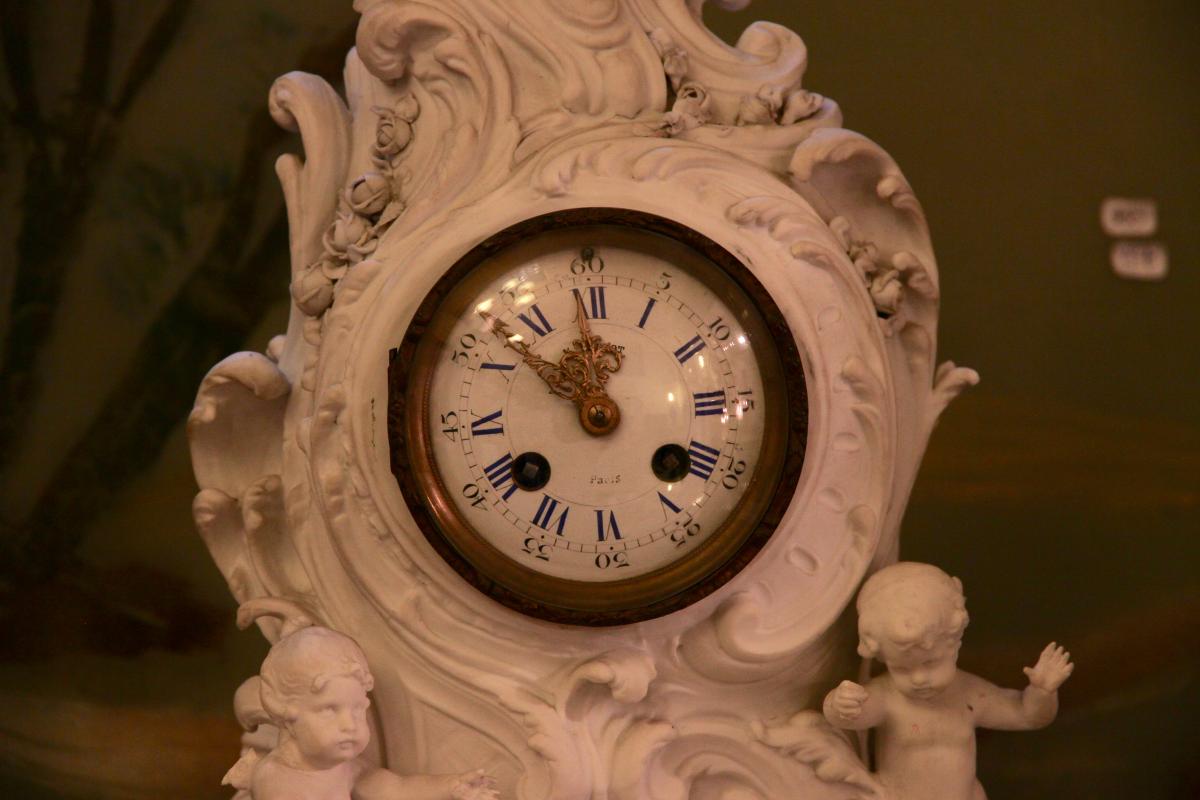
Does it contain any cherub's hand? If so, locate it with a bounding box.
[451,769,499,800]
[1023,642,1074,692]
[828,680,869,722]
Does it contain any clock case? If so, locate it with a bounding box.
[188,1,978,797]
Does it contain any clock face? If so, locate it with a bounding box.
[389,210,807,624]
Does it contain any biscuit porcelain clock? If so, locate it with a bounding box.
[189,1,979,797]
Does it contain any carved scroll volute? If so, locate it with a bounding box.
[787,128,979,566]
[353,0,520,237]
[270,73,353,284]
[267,73,352,377]
[352,0,666,241]
[188,352,316,635]
[630,0,812,124]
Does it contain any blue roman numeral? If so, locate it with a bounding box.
[657,491,681,514]
[693,390,725,417]
[470,408,504,436]
[480,361,515,372]
[674,335,705,364]
[637,298,656,328]
[572,286,607,319]
[595,509,622,541]
[484,453,516,500]
[531,494,570,535]
[688,441,720,481]
[517,304,553,337]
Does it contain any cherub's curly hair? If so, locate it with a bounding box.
[258,626,374,724]
[856,562,969,659]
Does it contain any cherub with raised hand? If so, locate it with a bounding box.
[822,563,1073,800]
[224,599,500,800]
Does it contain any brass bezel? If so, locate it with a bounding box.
[388,209,808,626]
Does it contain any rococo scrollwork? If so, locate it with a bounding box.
[190,2,977,798]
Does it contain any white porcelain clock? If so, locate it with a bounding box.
[391,210,807,624]
[189,1,979,797]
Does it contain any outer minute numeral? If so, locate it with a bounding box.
[570,247,605,274]
[461,483,487,509]
[595,551,630,569]
[693,390,724,417]
[671,520,702,548]
[721,457,747,490]
[707,316,731,341]
[440,411,459,442]
[522,537,551,561]
[450,333,478,365]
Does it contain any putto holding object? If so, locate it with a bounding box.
[822,562,1074,800]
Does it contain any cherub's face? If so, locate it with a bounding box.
[286,675,371,769]
[881,637,960,700]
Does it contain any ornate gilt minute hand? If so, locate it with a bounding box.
[478,294,624,436]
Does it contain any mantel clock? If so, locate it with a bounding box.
[189,2,977,797]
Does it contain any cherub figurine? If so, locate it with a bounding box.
[224,599,499,800]
[822,562,1073,800]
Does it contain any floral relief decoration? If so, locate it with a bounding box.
[290,94,420,317]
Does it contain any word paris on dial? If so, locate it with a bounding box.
[389,210,807,625]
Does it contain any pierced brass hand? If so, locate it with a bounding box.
[569,290,623,436]
[477,311,578,400]
[478,296,624,436]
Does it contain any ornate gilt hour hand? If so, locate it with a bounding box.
[569,289,623,435]
[478,296,624,436]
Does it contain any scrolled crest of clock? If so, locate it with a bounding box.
[191,2,982,797]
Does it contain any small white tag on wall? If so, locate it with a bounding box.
[1110,240,1169,281]
[1100,197,1158,237]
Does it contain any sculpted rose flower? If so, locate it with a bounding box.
[291,266,335,316]
[869,269,903,315]
[348,172,391,216]
[394,93,420,123]
[663,48,687,89]
[674,83,710,120]
[374,111,413,160]
[330,211,370,252]
[345,234,379,266]
[318,252,348,281]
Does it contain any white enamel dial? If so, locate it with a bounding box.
[395,216,801,622]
